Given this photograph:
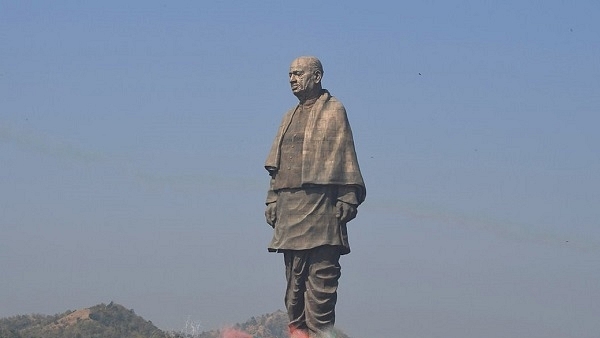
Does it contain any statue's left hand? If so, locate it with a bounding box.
[265,202,277,228]
[336,201,357,224]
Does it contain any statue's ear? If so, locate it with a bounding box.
[313,70,323,84]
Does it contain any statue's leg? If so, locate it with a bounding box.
[284,250,309,335]
[304,245,341,337]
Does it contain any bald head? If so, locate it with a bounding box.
[289,56,324,102]
[293,56,324,75]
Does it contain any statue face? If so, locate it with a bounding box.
[289,58,321,98]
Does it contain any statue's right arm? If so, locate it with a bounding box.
[265,178,277,227]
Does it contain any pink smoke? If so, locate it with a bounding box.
[219,324,321,338]
[220,327,253,338]
[289,327,309,338]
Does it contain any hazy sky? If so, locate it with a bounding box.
[1,1,599,337]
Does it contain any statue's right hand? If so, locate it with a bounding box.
[265,202,277,228]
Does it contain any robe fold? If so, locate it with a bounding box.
[265,90,366,204]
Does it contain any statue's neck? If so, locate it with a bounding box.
[297,89,322,105]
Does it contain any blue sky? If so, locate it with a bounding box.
[1,1,599,337]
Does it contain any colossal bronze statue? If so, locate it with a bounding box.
[264,56,366,338]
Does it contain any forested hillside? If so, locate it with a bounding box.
[0,303,351,338]
[0,302,166,338]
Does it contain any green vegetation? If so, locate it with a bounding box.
[0,303,166,338]
[0,303,351,338]
[173,310,350,338]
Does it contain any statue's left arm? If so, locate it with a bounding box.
[335,185,359,223]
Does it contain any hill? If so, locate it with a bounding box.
[0,303,351,338]
[0,302,166,338]
[182,310,349,338]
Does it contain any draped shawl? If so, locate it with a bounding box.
[265,90,366,205]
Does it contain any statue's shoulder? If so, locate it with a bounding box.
[278,105,297,122]
[325,95,346,113]
[283,105,297,116]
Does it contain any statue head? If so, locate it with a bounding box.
[289,56,323,102]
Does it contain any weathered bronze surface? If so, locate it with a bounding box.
[264,56,366,338]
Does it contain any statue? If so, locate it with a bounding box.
[264,56,366,338]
